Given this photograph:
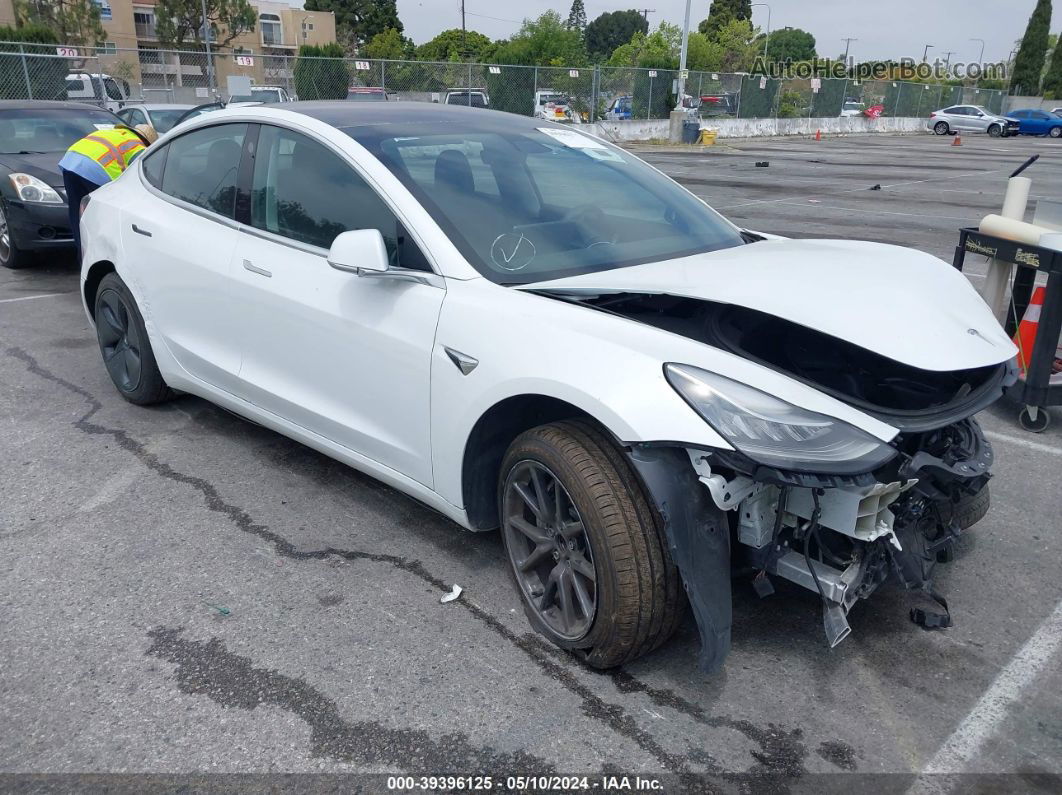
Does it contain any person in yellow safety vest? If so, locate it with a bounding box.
[58,124,156,258]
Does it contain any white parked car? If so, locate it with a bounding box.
[79,103,1016,670]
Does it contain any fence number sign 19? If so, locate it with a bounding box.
[235,55,254,66]
[355,61,371,71]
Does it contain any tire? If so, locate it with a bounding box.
[933,121,949,135]
[0,200,31,270]
[988,124,1002,138]
[954,484,990,531]
[93,272,174,405]
[499,420,684,669]
[1051,126,1062,138]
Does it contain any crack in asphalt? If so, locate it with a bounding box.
[3,344,814,787]
[146,626,555,772]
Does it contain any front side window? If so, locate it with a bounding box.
[353,123,743,284]
[250,125,407,263]
[153,123,247,218]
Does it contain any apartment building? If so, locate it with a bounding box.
[0,0,337,97]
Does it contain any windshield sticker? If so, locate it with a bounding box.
[490,232,536,271]
[92,123,115,130]
[536,127,607,149]
[583,147,624,163]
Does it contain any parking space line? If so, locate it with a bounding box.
[911,599,1062,782]
[983,429,1062,456]
[0,293,66,304]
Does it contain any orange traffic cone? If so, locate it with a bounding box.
[815,129,821,141]
[1013,286,1045,377]
[952,133,962,146]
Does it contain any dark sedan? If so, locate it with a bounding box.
[0,100,124,269]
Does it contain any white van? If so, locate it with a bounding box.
[66,73,132,111]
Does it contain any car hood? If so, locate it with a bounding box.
[517,238,1017,372]
[0,151,64,187]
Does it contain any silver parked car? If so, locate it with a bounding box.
[928,105,1019,137]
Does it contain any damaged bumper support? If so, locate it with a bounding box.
[628,418,993,670]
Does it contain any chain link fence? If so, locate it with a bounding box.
[1,42,1008,122]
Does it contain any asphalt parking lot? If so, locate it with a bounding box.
[2,131,1061,791]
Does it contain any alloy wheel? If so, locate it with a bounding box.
[0,203,10,263]
[96,289,143,392]
[502,460,597,641]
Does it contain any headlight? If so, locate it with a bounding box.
[665,363,896,474]
[8,173,63,204]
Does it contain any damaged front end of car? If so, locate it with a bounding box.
[605,294,1012,672]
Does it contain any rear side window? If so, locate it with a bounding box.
[154,123,247,218]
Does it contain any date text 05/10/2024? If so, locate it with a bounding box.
[386,775,664,791]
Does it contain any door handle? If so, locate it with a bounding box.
[243,259,272,278]
[131,223,152,237]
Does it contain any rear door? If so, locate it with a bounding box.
[228,123,444,485]
[120,122,250,390]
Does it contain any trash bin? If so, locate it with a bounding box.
[682,119,701,144]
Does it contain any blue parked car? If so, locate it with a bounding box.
[605,95,632,120]
[1009,108,1062,137]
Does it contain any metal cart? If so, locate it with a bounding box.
[953,227,1062,431]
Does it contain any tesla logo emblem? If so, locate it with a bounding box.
[490,233,536,271]
[968,328,993,344]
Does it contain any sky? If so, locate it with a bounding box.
[392,0,1037,64]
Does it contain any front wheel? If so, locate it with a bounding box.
[988,124,1003,138]
[94,272,174,405]
[499,420,684,668]
[933,121,950,135]
[0,201,31,269]
[1050,126,1062,138]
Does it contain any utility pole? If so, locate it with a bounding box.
[675,0,691,109]
[638,8,655,24]
[201,0,214,93]
[922,44,933,62]
[841,37,857,65]
[461,0,466,58]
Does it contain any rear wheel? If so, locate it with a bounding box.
[988,124,1003,138]
[933,121,950,135]
[1051,126,1062,138]
[0,201,31,269]
[499,420,684,668]
[94,272,174,405]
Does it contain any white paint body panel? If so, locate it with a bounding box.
[79,105,1009,531]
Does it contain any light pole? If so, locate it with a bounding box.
[675,0,692,111]
[922,44,933,62]
[970,37,985,65]
[751,3,771,59]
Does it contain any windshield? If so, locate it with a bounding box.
[146,109,191,133]
[0,107,121,154]
[351,123,743,284]
[347,91,387,101]
[252,89,283,103]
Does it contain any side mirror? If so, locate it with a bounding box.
[327,228,389,275]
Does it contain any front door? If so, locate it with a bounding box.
[229,124,444,486]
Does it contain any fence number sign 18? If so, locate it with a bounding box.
[489,66,501,74]
[56,47,78,58]
[355,61,371,71]
[648,70,657,78]
[235,55,254,66]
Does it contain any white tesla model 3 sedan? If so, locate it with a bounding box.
[80,102,1016,671]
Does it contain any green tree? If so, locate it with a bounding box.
[363,27,412,59]
[303,0,403,49]
[1044,30,1062,95]
[153,0,256,49]
[698,0,751,37]
[492,11,586,66]
[13,0,104,47]
[585,10,648,61]
[1011,0,1052,94]
[713,18,761,72]
[414,28,495,62]
[293,42,349,99]
[566,0,587,34]
[0,24,67,99]
[764,27,815,63]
